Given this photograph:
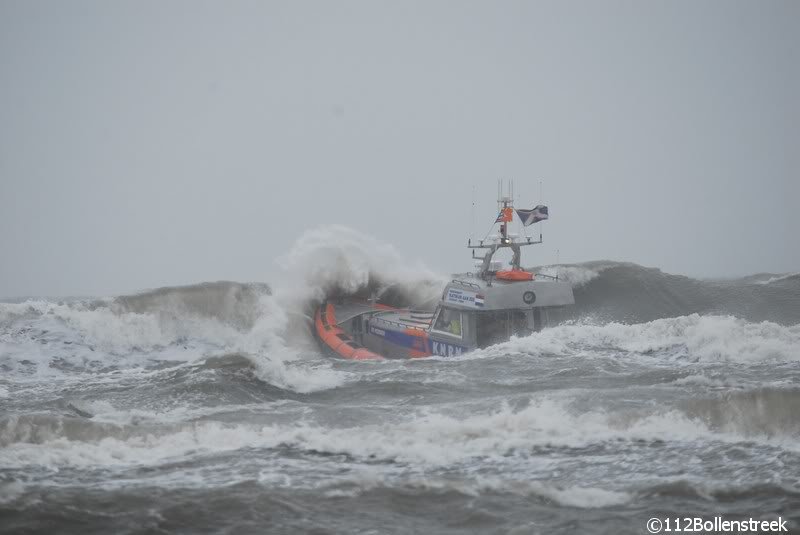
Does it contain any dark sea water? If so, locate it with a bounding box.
[2,259,799,534]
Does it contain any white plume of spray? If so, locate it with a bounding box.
[535,261,631,288]
[248,225,447,389]
[277,224,446,305]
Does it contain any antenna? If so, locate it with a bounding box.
[539,179,544,240]
[471,184,475,241]
[556,248,560,281]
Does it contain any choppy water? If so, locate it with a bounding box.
[2,233,799,534]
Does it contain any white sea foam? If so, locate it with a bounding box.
[755,272,800,285]
[0,299,240,356]
[0,301,45,325]
[0,287,348,393]
[323,470,631,508]
[528,482,631,507]
[670,374,735,388]
[245,352,347,393]
[80,399,298,427]
[480,314,800,363]
[1,396,792,471]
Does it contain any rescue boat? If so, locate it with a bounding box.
[314,185,575,360]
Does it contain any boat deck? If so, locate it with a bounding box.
[329,301,434,332]
[330,302,382,324]
[370,310,434,331]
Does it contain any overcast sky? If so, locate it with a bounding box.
[1,0,798,297]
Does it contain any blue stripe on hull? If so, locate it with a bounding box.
[369,323,467,357]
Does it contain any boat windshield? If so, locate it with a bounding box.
[432,307,462,337]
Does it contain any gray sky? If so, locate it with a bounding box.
[1,0,798,298]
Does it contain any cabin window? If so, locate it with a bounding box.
[432,307,463,338]
[475,310,530,348]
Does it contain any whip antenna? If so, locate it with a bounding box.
[556,249,560,281]
[470,184,475,242]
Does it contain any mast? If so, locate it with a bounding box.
[469,180,542,279]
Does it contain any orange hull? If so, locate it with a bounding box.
[314,303,383,360]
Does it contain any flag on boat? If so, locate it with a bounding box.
[515,205,548,226]
[495,207,513,223]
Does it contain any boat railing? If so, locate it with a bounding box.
[533,272,560,281]
[372,314,428,332]
[451,279,482,290]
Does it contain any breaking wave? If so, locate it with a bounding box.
[0,280,343,393]
[488,314,800,364]
[1,394,796,472]
[566,261,800,325]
